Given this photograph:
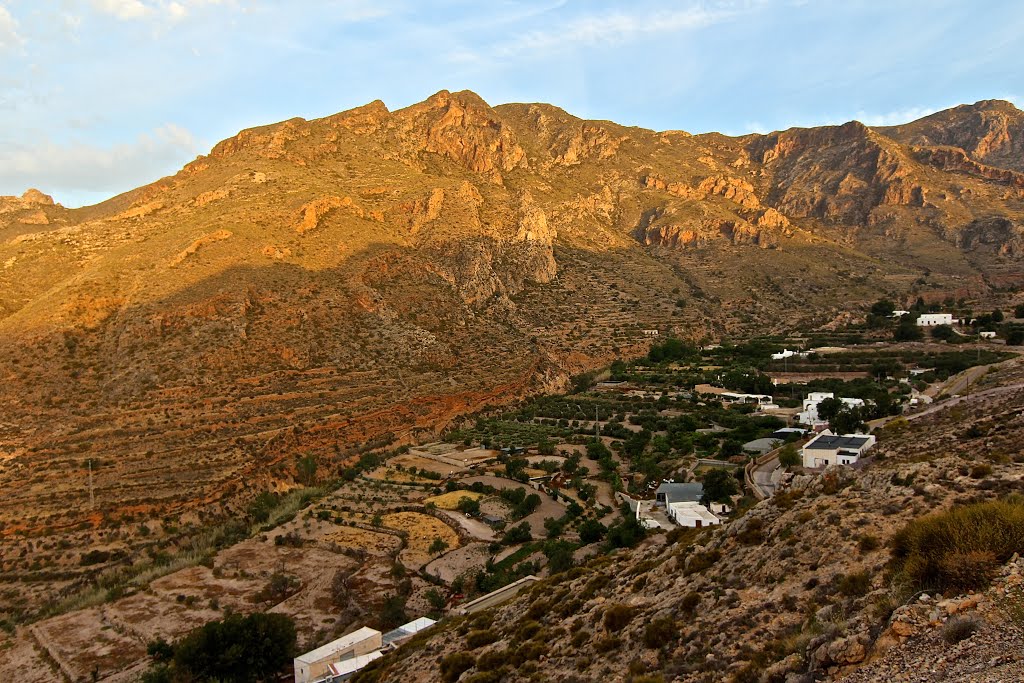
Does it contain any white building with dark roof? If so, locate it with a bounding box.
[800,430,876,468]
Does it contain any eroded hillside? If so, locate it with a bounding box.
[1,92,1024,619]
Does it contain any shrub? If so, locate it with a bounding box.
[679,591,701,614]
[838,571,871,597]
[642,617,676,648]
[466,629,499,649]
[857,534,880,554]
[603,604,635,632]
[969,463,992,479]
[440,652,476,683]
[889,498,1024,594]
[942,616,979,644]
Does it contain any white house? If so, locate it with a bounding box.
[890,310,910,318]
[643,329,659,337]
[771,349,809,360]
[916,313,954,327]
[797,392,865,427]
[667,501,721,528]
[294,627,383,683]
[980,331,997,339]
[800,430,876,468]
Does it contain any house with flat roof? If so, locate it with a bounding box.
[916,313,954,327]
[294,627,382,683]
[382,617,436,649]
[742,437,782,455]
[654,482,703,506]
[667,501,721,528]
[800,430,876,468]
[797,392,865,427]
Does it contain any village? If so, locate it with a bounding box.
[283,304,1022,682]
[3,305,1019,683]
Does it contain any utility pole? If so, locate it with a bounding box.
[595,407,600,439]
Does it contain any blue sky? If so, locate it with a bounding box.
[1,0,1022,207]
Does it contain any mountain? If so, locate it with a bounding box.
[1,92,1023,609]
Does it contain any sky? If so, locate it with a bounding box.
[0,0,1022,208]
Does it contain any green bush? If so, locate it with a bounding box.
[890,498,1024,594]
[942,616,979,644]
[603,604,635,632]
[642,617,676,648]
[466,629,499,649]
[171,612,296,682]
[838,570,871,597]
[440,652,476,683]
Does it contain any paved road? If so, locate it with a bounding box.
[749,454,780,498]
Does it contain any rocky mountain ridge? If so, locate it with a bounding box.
[0,92,1023,620]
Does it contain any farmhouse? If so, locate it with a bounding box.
[667,501,721,528]
[797,392,865,427]
[654,482,703,506]
[770,349,808,360]
[800,430,876,468]
[980,331,997,339]
[294,626,383,683]
[916,313,954,327]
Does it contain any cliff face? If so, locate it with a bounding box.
[878,99,1024,173]
[1,92,1023,596]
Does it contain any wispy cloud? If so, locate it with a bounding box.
[854,106,941,127]
[90,0,236,22]
[0,5,24,49]
[0,124,199,196]
[492,1,761,58]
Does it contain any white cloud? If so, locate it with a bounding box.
[493,2,759,58]
[0,124,200,199]
[92,0,151,20]
[0,5,25,49]
[90,0,233,22]
[854,106,940,127]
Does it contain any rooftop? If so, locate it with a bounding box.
[655,482,704,502]
[804,434,871,450]
[295,626,382,665]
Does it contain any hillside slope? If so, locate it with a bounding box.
[1,93,1023,614]
[354,360,1024,683]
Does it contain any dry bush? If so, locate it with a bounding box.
[889,498,1024,594]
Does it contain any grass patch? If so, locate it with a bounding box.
[889,497,1024,594]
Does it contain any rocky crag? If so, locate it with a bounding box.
[1,93,1023,617]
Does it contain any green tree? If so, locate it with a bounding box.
[816,397,843,422]
[931,324,955,341]
[578,518,607,544]
[296,455,318,486]
[542,540,575,573]
[894,319,923,341]
[830,406,866,435]
[1007,329,1024,346]
[992,309,1005,323]
[172,613,296,683]
[502,522,533,545]
[702,469,739,504]
[456,496,481,516]
[778,443,800,468]
[378,595,408,629]
[870,299,896,317]
[429,537,449,555]
[1014,304,1024,319]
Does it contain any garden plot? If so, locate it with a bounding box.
[381,511,460,570]
[423,490,487,510]
[31,607,145,682]
[385,452,466,477]
[319,525,403,557]
[422,542,492,584]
